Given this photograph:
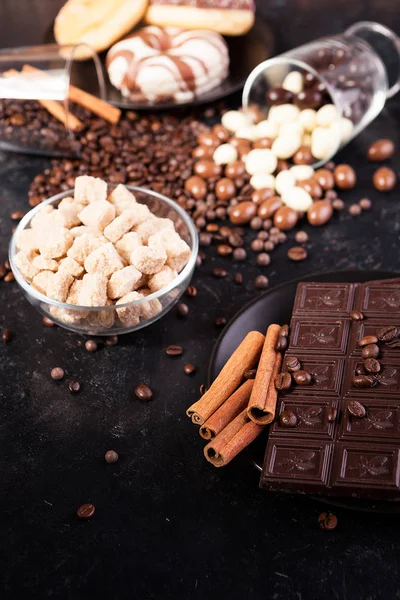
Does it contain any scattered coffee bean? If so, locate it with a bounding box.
[105,335,118,346]
[2,328,12,343]
[68,380,81,394]
[286,356,301,372]
[211,267,227,279]
[359,198,371,210]
[105,450,119,464]
[42,316,56,327]
[352,374,376,388]
[279,409,298,427]
[176,303,189,317]
[373,167,396,191]
[348,399,366,418]
[255,275,269,289]
[77,503,95,519]
[327,407,338,422]
[85,339,97,352]
[217,244,233,257]
[215,317,227,327]
[184,363,196,375]
[287,246,307,261]
[244,368,257,379]
[367,138,395,162]
[280,324,289,338]
[10,209,24,221]
[362,343,379,359]
[233,247,247,261]
[276,337,288,352]
[275,372,292,391]
[4,260,10,271]
[199,383,207,395]
[334,164,356,189]
[199,232,212,246]
[135,384,153,400]
[166,345,183,356]
[0,264,6,279]
[51,367,64,380]
[388,339,400,348]
[332,198,345,211]
[186,285,197,297]
[318,512,337,531]
[377,325,399,342]
[4,272,14,282]
[364,357,381,374]
[293,370,312,385]
[359,335,378,347]
[257,252,271,267]
[350,310,364,321]
[295,231,309,243]
[206,223,219,233]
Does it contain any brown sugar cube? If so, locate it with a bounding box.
[49,304,87,325]
[78,273,108,307]
[84,242,124,277]
[103,211,138,244]
[74,175,108,205]
[148,266,178,292]
[46,271,74,302]
[107,266,143,299]
[30,205,66,230]
[130,245,166,275]
[31,270,55,295]
[70,226,98,238]
[115,232,142,262]
[135,216,174,244]
[38,227,74,259]
[149,230,191,273]
[108,184,137,216]
[13,250,40,281]
[16,229,40,253]
[86,299,115,330]
[139,287,163,319]
[58,256,84,278]
[78,200,115,231]
[67,233,106,265]
[58,196,85,228]
[115,291,143,327]
[66,279,83,305]
[31,255,59,272]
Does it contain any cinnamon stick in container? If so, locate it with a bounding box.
[200,379,254,440]
[186,331,265,425]
[247,324,282,425]
[204,409,264,467]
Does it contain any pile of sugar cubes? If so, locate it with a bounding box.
[14,176,191,329]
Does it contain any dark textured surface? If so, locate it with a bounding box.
[2,2,400,599]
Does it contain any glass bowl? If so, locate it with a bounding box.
[9,185,198,335]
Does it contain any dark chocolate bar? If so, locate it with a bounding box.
[260,280,400,500]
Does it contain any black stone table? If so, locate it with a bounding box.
[2,2,400,599]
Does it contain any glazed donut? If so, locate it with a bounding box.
[145,0,255,36]
[106,26,229,103]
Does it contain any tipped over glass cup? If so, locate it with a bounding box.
[242,21,400,168]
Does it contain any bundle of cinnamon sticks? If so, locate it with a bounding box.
[186,323,287,467]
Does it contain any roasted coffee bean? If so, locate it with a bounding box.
[377,325,399,342]
[4,272,14,282]
[286,356,301,372]
[166,345,183,356]
[255,275,269,289]
[135,384,153,400]
[51,367,64,380]
[85,339,97,352]
[42,316,56,327]
[280,324,289,338]
[215,178,236,202]
[359,198,372,210]
[105,450,119,464]
[367,138,395,162]
[293,146,314,165]
[10,209,24,221]
[234,272,243,284]
[77,503,95,519]
[215,317,227,327]
[275,372,292,391]
[244,368,257,379]
[199,232,212,246]
[183,363,196,375]
[258,196,282,219]
[186,285,197,297]
[359,335,378,347]
[4,260,10,271]
[68,380,81,394]
[307,200,333,226]
[274,206,298,231]
[388,339,400,348]
[318,512,337,531]
[327,407,338,422]
[352,374,376,388]
[276,337,288,352]
[211,267,227,279]
[373,167,396,191]
[105,335,118,346]
[228,232,244,247]
[334,164,356,189]
[199,383,207,395]
[314,168,335,190]
[257,252,271,267]
[2,328,12,343]
[362,343,379,359]
[332,198,345,211]
[348,399,366,418]
[279,409,298,427]
[297,178,323,199]
[294,89,322,109]
[287,246,307,261]
[176,303,189,317]
[0,264,6,279]
[350,310,364,321]
[364,357,381,374]
[217,244,233,257]
[293,370,312,385]
[230,201,257,225]
[206,223,219,233]
[266,87,293,105]
[348,203,362,216]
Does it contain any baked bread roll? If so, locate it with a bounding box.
[106,26,229,103]
[145,0,255,36]
[54,0,149,60]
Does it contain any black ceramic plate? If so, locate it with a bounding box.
[208,270,400,514]
[63,19,274,111]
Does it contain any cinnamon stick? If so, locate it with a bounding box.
[247,324,281,425]
[22,64,121,124]
[186,330,265,425]
[200,379,254,440]
[204,409,264,467]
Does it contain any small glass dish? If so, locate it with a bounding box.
[9,185,198,336]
